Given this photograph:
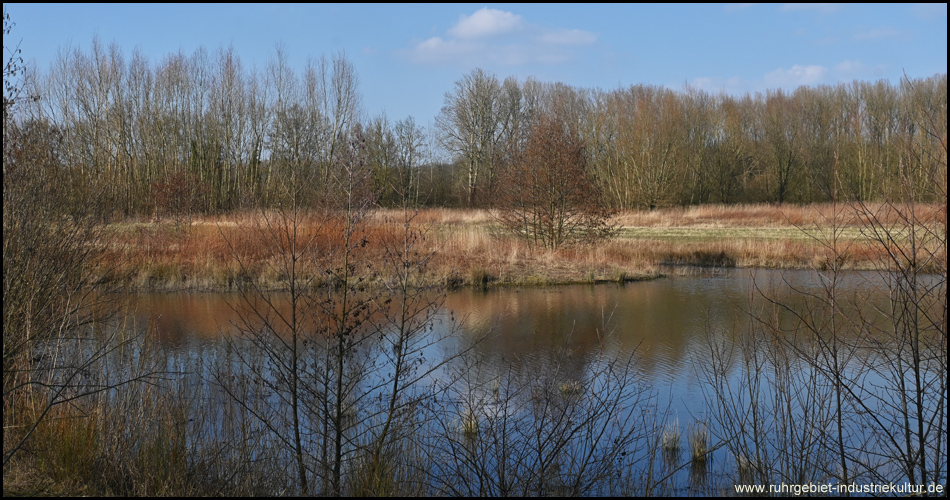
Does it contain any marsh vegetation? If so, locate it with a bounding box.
[3,10,946,495]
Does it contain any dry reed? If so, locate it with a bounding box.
[99,204,944,291]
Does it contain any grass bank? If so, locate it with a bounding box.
[98,203,946,292]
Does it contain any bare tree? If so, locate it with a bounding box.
[702,75,947,490]
[586,89,629,208]
[429,324,653,496]
[710,93,754,204]
[213,132,373,494]
[758,89,804,204]
[313,53,361,191]
[3,8,25,120]
[681,86,715,204]
[216,125,464,495]
[392,116,427,206]
[617,85,685,209]
[437,68,506,207]
[700,290,840,488]
[495,113,616,250]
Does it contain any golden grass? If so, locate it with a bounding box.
[4,369,199,496]
[613,202,946,228]
[98,203,946,291]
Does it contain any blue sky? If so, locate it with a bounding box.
[4,3,947,127]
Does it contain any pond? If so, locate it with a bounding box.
[124,267,946,495]
[133,268,882,416]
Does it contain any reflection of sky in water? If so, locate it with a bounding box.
[132,269,896,419]
[128,268,925,491]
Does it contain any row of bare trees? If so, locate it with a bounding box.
[10,38,946,215]
[18,40,363,214]
[440,69,946,208]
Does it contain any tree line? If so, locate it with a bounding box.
[4,14,946,495]
[439,69,946,208]
[10,39,947,215]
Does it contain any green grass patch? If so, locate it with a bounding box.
[618,226,869,242]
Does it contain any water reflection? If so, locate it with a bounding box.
[128,268,921,493]
[133,269,899,388]
[132,292,244,348]
[134,274,757,396]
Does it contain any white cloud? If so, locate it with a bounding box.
[403,8,597,67]
[407,37,479,64]
[448,8,523,39]
[764,64,828,87]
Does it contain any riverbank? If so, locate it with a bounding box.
[98,203,945,292]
